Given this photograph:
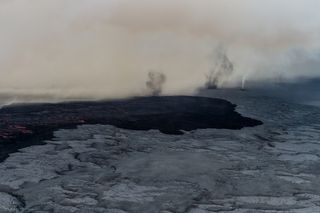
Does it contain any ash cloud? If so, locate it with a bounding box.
[0,0,320,101]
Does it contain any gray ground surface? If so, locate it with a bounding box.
[0,90,320,212]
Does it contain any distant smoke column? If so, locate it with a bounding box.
[146,71,166,96]
[241,76,246,90]
[206,46,234,89]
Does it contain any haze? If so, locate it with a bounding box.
[0,0,319,100]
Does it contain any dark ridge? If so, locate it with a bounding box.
[0,96,262,161]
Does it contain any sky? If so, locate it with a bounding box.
[0,0,319,99]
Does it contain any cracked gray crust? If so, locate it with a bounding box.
[0,90,320,213]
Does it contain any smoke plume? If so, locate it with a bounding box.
[205,46,234,89]
[0,0,320,101]
[146,71,166,96]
